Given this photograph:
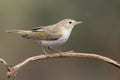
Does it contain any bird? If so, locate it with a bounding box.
[6,19,82,55]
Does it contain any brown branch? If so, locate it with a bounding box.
[7,51,120,78]
[0,58,11,71]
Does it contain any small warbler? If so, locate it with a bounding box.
[6,19,82,55]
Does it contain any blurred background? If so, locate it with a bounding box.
[0,0,120,80]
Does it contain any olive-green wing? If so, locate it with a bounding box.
[23,27,62,40]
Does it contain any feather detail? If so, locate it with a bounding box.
[6,29,32,35]
[30,31,61,40]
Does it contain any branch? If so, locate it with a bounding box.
[7,51,120,78]
[0,58,11,71]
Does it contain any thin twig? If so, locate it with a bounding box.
[7,52,120,78]
[0,58,11,71]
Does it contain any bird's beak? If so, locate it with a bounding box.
[75,21,82,25]
[77,21,82,24]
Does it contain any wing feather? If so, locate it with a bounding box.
[23,26,61,40]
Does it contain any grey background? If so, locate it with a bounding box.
[0,0,120,80]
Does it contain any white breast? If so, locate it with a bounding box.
[38,28,72,46]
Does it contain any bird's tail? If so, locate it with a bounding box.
[6,29,32,35]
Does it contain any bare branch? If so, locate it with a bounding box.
[0,58,11,71]
[7,52,120,78]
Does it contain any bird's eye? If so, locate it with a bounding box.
[69,21,72,24]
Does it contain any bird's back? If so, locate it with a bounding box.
[6,25,62,41]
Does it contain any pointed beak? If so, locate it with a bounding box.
[75,21,82,25]
[77,21,82,24]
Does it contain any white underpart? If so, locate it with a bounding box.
[38,27,73,46]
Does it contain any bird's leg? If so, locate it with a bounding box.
[39,43,48,55]
[48,46,63,56]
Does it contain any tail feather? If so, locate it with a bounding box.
[6,29,19,33]
[6,29,32,35]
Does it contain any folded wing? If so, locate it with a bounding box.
[25,27,62,40]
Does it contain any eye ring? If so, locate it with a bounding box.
[69,21,72,24]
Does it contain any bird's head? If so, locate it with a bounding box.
[58,19,82,29]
